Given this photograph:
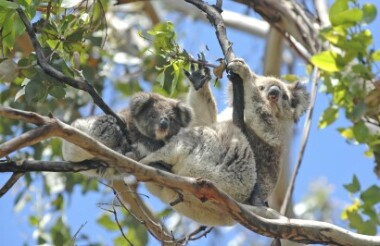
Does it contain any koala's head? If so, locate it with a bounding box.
[130,92,193,140]
[255,76,310,122]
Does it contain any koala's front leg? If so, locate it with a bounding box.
[139,142,178,170]
[185,63,217,127]
[227,59,280,146]
[89,114,129,154]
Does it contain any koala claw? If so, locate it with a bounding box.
[185,63,211,91]
[227,58,251,80]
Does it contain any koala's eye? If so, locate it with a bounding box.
[258,86,265,91]
[150,115,157,119]
[282,94,289,100]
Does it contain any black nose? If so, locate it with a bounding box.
[268,86,280,99]
[159,118,169,129]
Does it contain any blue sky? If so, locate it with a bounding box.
[1,1,380,245]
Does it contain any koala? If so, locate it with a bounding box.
[138,59,308,226]
[186,58,310,205]
[61,92,192,179]
[141,121,257,225]
[125,92,193,160]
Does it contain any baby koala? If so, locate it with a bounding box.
[61,92,192,179]
[124,92,193,160]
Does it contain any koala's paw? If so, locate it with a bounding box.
[227,58,251,80]
[90,115,120,144]
[184,63,211,90]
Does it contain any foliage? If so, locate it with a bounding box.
[310,0,380,234]
[0,1,179,244]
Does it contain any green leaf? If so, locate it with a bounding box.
[49,85,66,99]
[353,121,369,143]
[360,185,380,206]
[371,50,380,61]
[347,210,364,230]
[97,214,119,231]
[311,51,340,72]
[329,0,348,24]
[362,3,377,24]
[25,80,48,103]
[344,175,361,193]
[357,220,377,235]
[319,106,339,129]
[351,102,367,122]
[0,0,18,9]
[2,11,16,51]
[156,70,166,87]
[330,8,363,26]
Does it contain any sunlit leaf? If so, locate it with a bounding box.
[338,127,354,140]
[362,3,377,24]
[311,51,340,72]
[319,106,339,129]
[371,50,380,61]
[330,8,363,26]
[0,0,18,9]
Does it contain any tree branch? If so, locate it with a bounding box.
[15,7,130,145]
[184,0,246,133]
[0,160,105,173]
[280,67,320,215]
[112,180,177,245]
[1,107,380,245]
[0,172,23,198]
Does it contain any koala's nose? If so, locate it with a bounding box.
[268,85,280,101]
[159,118,169,130]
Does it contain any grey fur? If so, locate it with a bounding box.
[138,58,308,225]
[140,122,256,225]
[61,92,192,179]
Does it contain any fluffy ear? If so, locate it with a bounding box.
[288,82,310,122]
[130,92,152,117]
[175,102,193,127]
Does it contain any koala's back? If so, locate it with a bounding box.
[145,122,256,225]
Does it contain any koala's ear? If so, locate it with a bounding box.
[288,82,310,122]
[130,92,152,117]
[175,102,193,127]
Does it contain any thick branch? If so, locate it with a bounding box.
[15,8,130,144]
[184,0,246,133]
[1,107,380,245]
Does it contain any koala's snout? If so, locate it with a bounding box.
[268,85,280,101]
[159,118,169,130]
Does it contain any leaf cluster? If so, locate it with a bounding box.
[310,0,380,235]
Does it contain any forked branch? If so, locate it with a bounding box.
[1,107,380,245]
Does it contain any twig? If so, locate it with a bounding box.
[71,221,87,246]
[15,7,130,145]
[280,67,319,215]
[0,160,106,173]
[184,0,246,133]
[0,172,23,198]
[179,225,214,245]
[112,180,176,245]
[111,197,134,246]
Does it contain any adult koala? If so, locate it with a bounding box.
[140,58,308,225]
